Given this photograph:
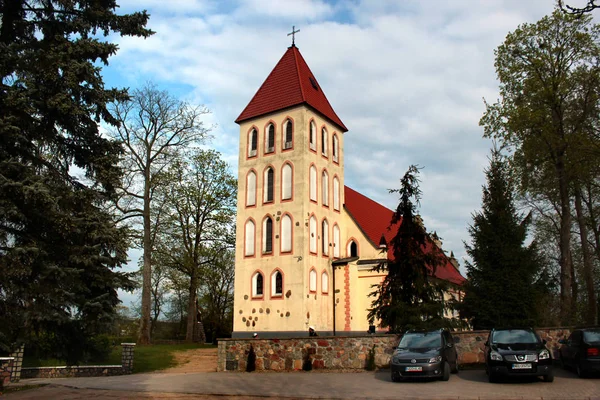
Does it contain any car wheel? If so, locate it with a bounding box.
[543,371,554,382]
[576,363,587,378]
[441,361,450,381]
[451,358,459,374]
[391,371,401,382]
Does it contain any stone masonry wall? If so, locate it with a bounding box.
[217,328,571,372]
[0,358,14,389]
[21,365,124,379]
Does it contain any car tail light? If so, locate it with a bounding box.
[586,347,599,357]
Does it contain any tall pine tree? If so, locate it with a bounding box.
[0,1,152,359]
[460,148,545,329]
[368,166,448,333]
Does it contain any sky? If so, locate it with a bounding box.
[105,0,575,307]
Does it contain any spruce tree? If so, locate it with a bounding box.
[460,148,545,329]
[368,165,448,333]
[0,1,152,359]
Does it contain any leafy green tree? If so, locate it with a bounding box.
[461,148,547,329]
[0,0,151,358]
[368,165,447,333]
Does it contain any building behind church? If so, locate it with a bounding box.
[232,43,465,338]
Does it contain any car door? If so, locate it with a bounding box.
[563,332,578,366]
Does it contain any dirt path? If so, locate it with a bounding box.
[158,347,217,373]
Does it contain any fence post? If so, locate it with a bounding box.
[9,345,24,383]
[121,343,136,374]
[0,358,14,390]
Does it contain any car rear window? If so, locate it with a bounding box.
[399,333,441,348]
[583,331,600,343]
[492,330,539,344]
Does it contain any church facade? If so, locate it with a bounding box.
[232,44,464,338]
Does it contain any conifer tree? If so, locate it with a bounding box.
[460,148,545,329]
[368,165,448,333]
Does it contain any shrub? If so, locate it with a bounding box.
[246,345,256,372]
[365,345,376,371]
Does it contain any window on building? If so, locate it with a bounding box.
[321,127,328,157]
[309,121,316,151]
[309,269,317,292]
[281,214,292,253]
[264,167,274,203]
[322,219,329,256]
[333,134,339,162]
[321,272,329,294]
[282,163,292,200]
[271,270,283,296]
[245,220,255,256]
[333,224,340,258]
[283,119,293,150]
[348,240,358,257]
[248,128,257,157]
[309,215,317,254]
[322,170,329,206]
[333,176,340,211]
[265,123,275,154]
[309,165,317,202]
[252,271,264,297]
[246,170,256,206]
[262,217,273,254]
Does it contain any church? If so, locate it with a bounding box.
[232,40,465,338]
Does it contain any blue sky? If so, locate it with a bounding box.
[106,0,574,308]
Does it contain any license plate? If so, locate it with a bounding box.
[405,366,423,372]
[512,363,532,369]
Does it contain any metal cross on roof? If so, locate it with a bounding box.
[287,26,300,46]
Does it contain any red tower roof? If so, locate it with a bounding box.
[344,186,466,285]
[236,45,348,132]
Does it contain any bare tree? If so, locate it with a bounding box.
[559,0,600,14]
[109,84,210,344]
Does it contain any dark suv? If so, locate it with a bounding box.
[485,328,553,383]
[390,329,458,382]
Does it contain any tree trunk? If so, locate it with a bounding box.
[186,275,198,342]
[574,186,597,325]
[139,170,152,344]
[556,157,574,325]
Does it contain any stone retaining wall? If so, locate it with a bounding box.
[21,365,123,379]
[217,328,571,372]
[0,358,14,389]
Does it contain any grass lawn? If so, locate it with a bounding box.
[23,343,216,374]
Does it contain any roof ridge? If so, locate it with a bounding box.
[292,46,306,102]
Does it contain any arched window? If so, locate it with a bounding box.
[333,224,340,258]
[322,219,329,256]
[281,163,292,200]
[245,220,255,257]
[265,123,275,154]
[309,165,317,202]
[309,269,317,292]
[347,240,358,257]
[322,170,329,206]
[246,170,256,207]
[321,271,329,294]
[262,217,273,254]
[321,127,328,157]
[281,214,292,253]
[283,119,293,150]
[252,271,264,297]
[332,134,339,163]
[333,176,340,211]
[264,167,274,203]
[271,270,283,296]
[248,128,257,157]
[309,215,317,254]
[309,121,316,151]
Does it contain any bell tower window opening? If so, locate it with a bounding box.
[252,271,264,297]
[322,170,329,206]
[280,214,292,253]
[283,119,293,150]
[248,128,257,158]
[282,163,293,200]
[271,270,283,296]
[309,268,317,293]
[322,219,329,256]
[264,167,274,203]
[332,134,339,163]
[309,215,317,254]
[246,170,256,207]
[309,165,317,202]
[333,176,340,211]
[333,224,340,258]
[321,127,328,157]
[244,219,255,257]
[265,123,275,154]
[309,121,316,151]
[263,217,273,254]
[348,240,358,257]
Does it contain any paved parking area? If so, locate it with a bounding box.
[6,368,600,399]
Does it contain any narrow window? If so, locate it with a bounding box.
[333,224,340,258]
[348,240,358,257]
[264,167,274,203]
[265,124,275,154]
[283,119,293,150]
[333,176,340,211]
[333,134,339,162]
[321,272,329,294]
[252,272,264,297]
[322,219,329,256]
[322,170,329,206]
[272,270,283,296]
[282,163,292,200]
[309,269,317,292]
[321,127,328,157]
[245,220,255,256]
[309,121,316,151]
[246,170,256,206]
[281,214,292,253]
[248,128,257,157]
[309,165,317,202]
[309,215,317,254]
[263,217,273,254]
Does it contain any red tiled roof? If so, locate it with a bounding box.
[235,45,348,132]
[344,186,466,285]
